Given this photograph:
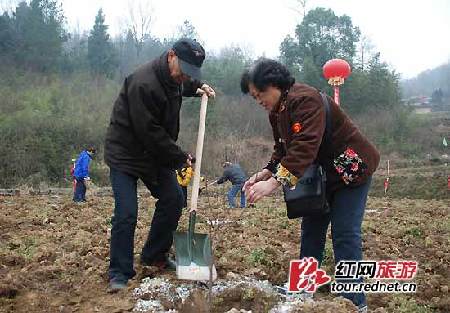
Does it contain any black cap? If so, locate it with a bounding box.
[172,38,205,81]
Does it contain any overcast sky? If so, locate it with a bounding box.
[60,0,450,79]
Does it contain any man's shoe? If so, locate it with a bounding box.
[275,284,313,301]
[141,256,176,271]
[107,279,127,293]
[358,305,368,313]
[162,257,177,271]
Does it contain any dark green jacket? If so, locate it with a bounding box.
[104,52,201,182]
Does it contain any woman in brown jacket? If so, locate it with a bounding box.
[241,59,379,312]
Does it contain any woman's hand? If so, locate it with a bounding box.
[246,177,281,203]
[243,169,272,193]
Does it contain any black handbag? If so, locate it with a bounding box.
[282,92,332,219]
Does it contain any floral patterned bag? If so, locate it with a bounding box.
[333,148,367,185]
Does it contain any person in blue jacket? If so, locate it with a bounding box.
[73,147,96,202]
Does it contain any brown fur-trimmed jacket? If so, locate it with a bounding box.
[265,83,380,194]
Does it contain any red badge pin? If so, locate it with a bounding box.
[292,122,302,133]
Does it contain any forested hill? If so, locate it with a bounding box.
[401,62,450,101]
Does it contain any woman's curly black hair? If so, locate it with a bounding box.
[240,58,295,94]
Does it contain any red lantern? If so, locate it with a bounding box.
[323,59,351,105]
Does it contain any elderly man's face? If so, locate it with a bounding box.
[168,50,191,84]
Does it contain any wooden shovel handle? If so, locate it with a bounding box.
[190,94,208,212]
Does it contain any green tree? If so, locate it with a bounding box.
[341,53,400,114]
[338,68,369,114]
[0,12,15,58]
[61,30,89,74]
[300,56,326,90]
[87,9,117,77]
[280,7,360,71]
[5,0,67,72]
[202,46,251,96]
[366,53,400,110]
[279,7,401,115]
[431,88,443,105]
[279,34,301,77]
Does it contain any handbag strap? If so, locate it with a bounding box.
[319,92,332,153]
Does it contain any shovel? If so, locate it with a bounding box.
[200,179,219,192]
[173,93,217,281]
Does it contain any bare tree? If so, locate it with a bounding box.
[176,20,199,40]
[124,0,155,58]
[357,35,374,71]
[286,0,308,18]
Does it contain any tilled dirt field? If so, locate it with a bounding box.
[0,186,448,312]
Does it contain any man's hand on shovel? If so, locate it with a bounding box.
[196,84,216,98]
[186,154,194,167]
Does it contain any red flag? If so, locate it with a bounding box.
[384,177,390,194]
[384,160,390,195]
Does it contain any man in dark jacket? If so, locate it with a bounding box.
[217,162,247,208]
[104,38,215,292]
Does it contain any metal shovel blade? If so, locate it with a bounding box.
[174,94,216,281]
[173,212,217,281]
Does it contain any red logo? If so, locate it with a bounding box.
[288,257,331,293]
[375,260,418,280]
[291,122,302,133]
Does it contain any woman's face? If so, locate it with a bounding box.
[248,83,281,111]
